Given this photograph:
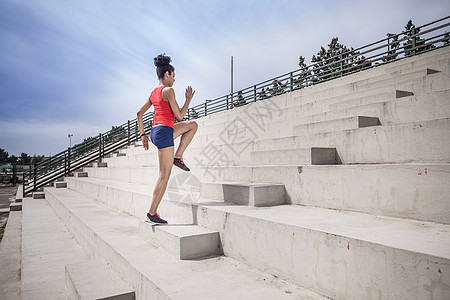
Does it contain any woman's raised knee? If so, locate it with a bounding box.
[190,120,198,131]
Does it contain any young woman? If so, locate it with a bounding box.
[137,54,198,224]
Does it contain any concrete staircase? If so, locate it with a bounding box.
[19,46,450,299]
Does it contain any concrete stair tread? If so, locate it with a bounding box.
[234,205,450,260]
[293,115,379,135]
[140,222,221,260]
[9,203,22,211]
[154,224,217,237]
[64,175,450,259]
[252,117,450,153]
[44,187,327,299]
[66,260,134,300]
[21,198,89,299]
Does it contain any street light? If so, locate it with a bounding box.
[68,133,73,148]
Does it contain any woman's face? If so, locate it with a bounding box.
[164,71,175,87]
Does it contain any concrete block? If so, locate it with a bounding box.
[94,162,108,168]
[139,223,221,260]
[9,203,22,211]
[65,260,134,300]
[202,182,286,206]
[427,68,440,75]
[33,192,45,199]
[75,172,88,178]
[54,182,67,188]
[396,90,414,98]
[293,116,381,136]
[251,148,340,166]
[15,185,23,203]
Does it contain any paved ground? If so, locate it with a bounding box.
[0,185,17,210]
[0,185,17,228]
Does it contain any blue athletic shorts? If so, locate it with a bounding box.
[150,125,174,149]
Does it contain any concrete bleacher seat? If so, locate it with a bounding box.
[18,46,450,299]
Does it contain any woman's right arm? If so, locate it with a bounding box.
[137,97,152,150]
[165,86,195,121]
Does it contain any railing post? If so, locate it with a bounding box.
[187,109,190,120]
[12,160,16,187]
[290,73,293,91]
[339,53,343,77]
[127,120,130,145]
[67,147,71,175]
[22,173,25,195]
[33,166,36,192]
[254,85,257,102]
[204,102,207,116]
[64,153,67,176]
[98,133,102,161]
[412,26,416,56]
[226,95,229,110]
[135,121,138,141]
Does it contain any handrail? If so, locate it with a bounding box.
[23,16,450,195]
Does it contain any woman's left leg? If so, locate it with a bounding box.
[173,120,198,158]
[148,146,174,215]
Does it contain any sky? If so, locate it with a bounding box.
[0,0,449,156]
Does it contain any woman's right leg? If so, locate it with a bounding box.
[149,146,174,215]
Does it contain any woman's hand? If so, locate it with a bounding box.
[185,86,195,102]
[142,135,149,150]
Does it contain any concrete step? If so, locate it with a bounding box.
[293,116,381,136]
[21,198,89,299]
[194,118,450,165]
[194,87,449,145]
[250,147,341,166]
[32,192,45,199]
[75,172,88,177]
[139,222,221,260]
[10,203,22,211]
[384,47,450,74]
[66,160,450,227]
[15,185,23,203]
[55,181,67,188]
[200,181,286,206]
[53,178,450,299]
[260,89,450,132]
[194,63,449,131]
[44,187,327,300]
[93,162,108,168]
[189,164,450,224]
[0,211,21,300]
[65,260,135,300]
[82,160,450,225]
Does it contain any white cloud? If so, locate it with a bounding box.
[1,0,449,156]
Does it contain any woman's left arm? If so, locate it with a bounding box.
[137,97,152,150]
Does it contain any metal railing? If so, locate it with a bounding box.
[23,16,450,195]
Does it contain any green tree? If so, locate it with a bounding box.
[382,33,400,62]
[443,32,450,46]
[19,153,31,165]
[8,154,18,164]
[403,19,435,57]
[311,37,369,82]
[295,55,312,88]
[0,148,8,163]
[31,155,44,165]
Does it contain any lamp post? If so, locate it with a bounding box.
[68,133,73,148]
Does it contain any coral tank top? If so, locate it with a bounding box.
[150,86,175,128]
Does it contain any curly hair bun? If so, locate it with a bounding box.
[154,54,172,67]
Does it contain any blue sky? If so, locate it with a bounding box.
[0,0,449,156]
